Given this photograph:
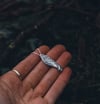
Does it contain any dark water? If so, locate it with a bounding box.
[0,0,100,104]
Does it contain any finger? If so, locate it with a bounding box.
[31,51,71,98]
[45,67,72,104]
[31,96,48,104]
[0,45,50,89]
[11,45,50,79]
[23,45,66,94]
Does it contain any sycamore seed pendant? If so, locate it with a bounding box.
[33,48,63,72]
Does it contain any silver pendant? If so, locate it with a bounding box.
[33,49,63,71]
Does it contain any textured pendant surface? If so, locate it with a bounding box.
[40,54,62,71]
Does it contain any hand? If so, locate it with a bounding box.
[0,45,72,104]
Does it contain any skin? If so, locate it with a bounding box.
[0,45,72,104]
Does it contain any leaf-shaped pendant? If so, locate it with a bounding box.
[40,54,62,71]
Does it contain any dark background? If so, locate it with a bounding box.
[0,0,100,104]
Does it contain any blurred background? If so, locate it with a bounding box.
[0,0,100,104]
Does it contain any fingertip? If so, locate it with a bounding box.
[54,44,66,51]
[39,45,50,49]
[61,51,72,62]
[64,67,72,74]
[38,45,50,52]
[54,44,72,61]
